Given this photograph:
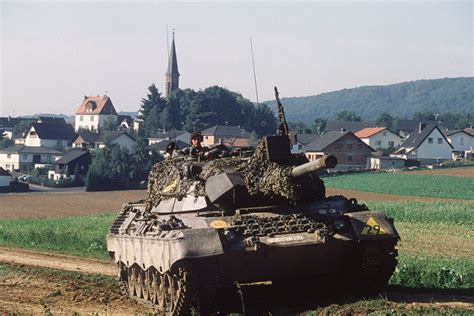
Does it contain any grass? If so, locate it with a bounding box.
[0,213,116,259]
[390,254,474,289]
[324,172,474,200]
[365,200,474,225]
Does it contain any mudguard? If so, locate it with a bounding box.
[346,211,399,241]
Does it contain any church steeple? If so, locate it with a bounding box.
[165,31,180,98]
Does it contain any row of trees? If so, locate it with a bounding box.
[288,110,473,135]
[138,85,277,138]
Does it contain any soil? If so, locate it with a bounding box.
[404,166,474,177]
[0,189,146,219]
[0,247,472,314]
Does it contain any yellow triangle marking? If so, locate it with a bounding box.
[361,217,387,235]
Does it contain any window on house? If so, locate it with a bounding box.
[6,164,10,170]
[428,137,433,144]
[437,138,442,144]
[29,131,37,138]
[357,144,362,150]
[347,154,353,161]
[388,141,394,147]
[376,141,382,146]
[80,116,84,121]
[383,131,387,136]
[391,160,395,166]
[22,154,27,159]
[347,144,352,149]
[7,154,11,159]
[90,116,94,121]
[335,143,343,150]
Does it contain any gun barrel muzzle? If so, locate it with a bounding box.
[291,155,337,177]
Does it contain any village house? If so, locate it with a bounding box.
[0,145,61,172]
[445,128,474,159]
[73,130,136,151]
[75,95,118,132]
[24,121,76,149]
[48,148,91,181]
[370,156,407,170]
[304,131,374,170]
[290,134,320,154]
[201,125,251,147]
[148,130,191,145]
[392,123,453,165]
[326,121,376,133]
[354,127,402,150]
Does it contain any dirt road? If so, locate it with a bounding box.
[0,247,472,314]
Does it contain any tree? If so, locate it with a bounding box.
[138,84,167,137]
[101,117,118,131]
[376,112,394,129]
[413,111,436,121]
[253,103,277,137]
[336,110,361,122]
[312,118,327,135]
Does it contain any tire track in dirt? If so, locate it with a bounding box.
[0,246,115,276]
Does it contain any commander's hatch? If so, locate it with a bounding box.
[150,182,208,214]
[264,135,292,164]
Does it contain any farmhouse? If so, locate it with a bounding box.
[304,131,374,170]
[445,128,474,158]
[201,125,251,146]
[354,127,402,150]
[75,95,118,132]
[392,123,453,165]
[24,122,76,149]
[291,134,320,154]
[148,130,191,145]
[0,145,61,172]
[73,131,136,151]
[48,148,91,181]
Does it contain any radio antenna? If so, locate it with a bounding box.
[250,37,260,107]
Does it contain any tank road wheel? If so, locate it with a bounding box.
[136,269,145,298]
[143,269,153,301]
[150,270,162,306]
[127,266,137,296]
[155,270,191,316]
[163,273,176,311]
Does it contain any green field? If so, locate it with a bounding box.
[0,201,472,290]
[324,173,474,200]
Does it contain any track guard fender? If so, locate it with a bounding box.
[346,211,399,241]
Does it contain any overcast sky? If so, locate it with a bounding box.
[1,1,472,116]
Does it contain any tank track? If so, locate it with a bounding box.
[116,262,196,315]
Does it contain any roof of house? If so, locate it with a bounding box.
[354,127,386,138]
[305,131,374,152]
[54,149,90,165]
[37,117,67,124]
[0,167,11,177]
[75,95,117,115]
[117,115,133,126]
[0,145,62,155]
[395,119,455,132]
[400,124,454,149]
[149,130,188,139]
[222,137,250,148]
[75,131,135,144]
[294,134,320,146]
[326,121,376,132]
[201,125,251,138]
[149,140,190,152]
[30,123,76,141]
[464,128,474,136]
[0,117,22,128]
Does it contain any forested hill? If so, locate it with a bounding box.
[266,77,473,124]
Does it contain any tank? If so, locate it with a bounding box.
[106,90,399,315]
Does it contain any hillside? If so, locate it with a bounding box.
[266,77,474,124]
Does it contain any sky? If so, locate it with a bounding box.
[1,1,472,116]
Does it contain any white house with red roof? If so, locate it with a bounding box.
[75,95,118,132]
[354,127,402,150]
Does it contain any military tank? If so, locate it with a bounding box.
[106,89,399,315]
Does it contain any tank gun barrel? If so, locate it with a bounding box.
[291,155,337,178]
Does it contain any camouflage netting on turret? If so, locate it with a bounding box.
[145,139,323,211]
[240,140,311,202]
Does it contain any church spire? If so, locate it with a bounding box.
[165,30,180,98]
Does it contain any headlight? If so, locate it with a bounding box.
[334,219,346,231]
[224,229,237,241]
[319,209,327,215]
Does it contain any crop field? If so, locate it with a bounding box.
[324,169,474,200]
